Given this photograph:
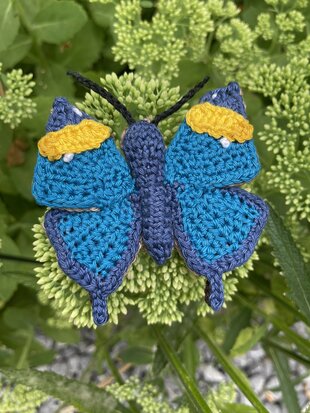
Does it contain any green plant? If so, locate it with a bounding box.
[0,0,309,412]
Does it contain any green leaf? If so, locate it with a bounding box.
[266,205,310,322]
[120,346,153,365]
[222,308,252,353]
[3,306,39,330]
[88,2,116,28]
[8,143,37,201]
[267,347,300,413]
[196,325,269,413]
[230,324,267,357]
[265,338,310,368]
[153,326,213,413]
[0,0,20,52]
[180,334,200,379]
[0,34,32,69]
[0,368,118,413]
[31,0,87,44]
[0,274,17,309]
[53,21,103,70]
[221,404,257,413]
[152,306,198,375]
[237,295,310,359]
[35,63,74,96]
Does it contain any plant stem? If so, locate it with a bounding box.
[153,325,212,413]
[237,295,310,358]
[196,325,269,413]
[102,347,140,413]
[16,332,33,369]
[102,347,124,385]
[248,275,309,326]
[264,338,310,367]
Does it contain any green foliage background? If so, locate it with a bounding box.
[0,0,309,412]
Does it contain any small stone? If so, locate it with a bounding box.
[201,365,225,383]
[247,346,265,361]
[264,403,282,413]
[250,374,265,394]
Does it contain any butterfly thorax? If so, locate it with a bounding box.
[122,120,173,264]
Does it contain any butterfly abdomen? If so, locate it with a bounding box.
[122,121,174,264]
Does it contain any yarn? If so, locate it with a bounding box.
[44,202,141,325]
[67,71,136,125]
[186,102,253,142]
[46,97,92,132]
[152,75,210,125]
[165,122,260,189]
[33,75,269,325]
[32,98,134,209]
[200,81,247,118]
[122,120,173,264]
[38,119,111,161]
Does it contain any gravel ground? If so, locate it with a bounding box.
[37,326,310,413]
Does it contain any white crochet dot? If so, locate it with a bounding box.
[212,93,217,99]
[63,153,75,163]
[219,137,231,148]
[73,107,83,117]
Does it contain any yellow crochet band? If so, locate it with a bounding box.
[186,102,253,143]
[38,119,111,161]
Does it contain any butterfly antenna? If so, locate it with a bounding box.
[67,71,135,125]
[152,75,210,126]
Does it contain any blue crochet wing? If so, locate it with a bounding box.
[33,98,141,324]
[32,98,134,209]
[172,187,268,310]
[44,203,140,325]
[165,82,269,311]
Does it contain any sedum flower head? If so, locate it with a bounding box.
[255,13,273,41]
[107,377,237,413]
[78,72,186,143]
[241,53,310,228]
[0,382,47,413]
[275,11,305,44]
[205,382,236,412]
[0,63,36,129]
[107,376,189,413]
[112,0,239,80]
[33,73,259,328]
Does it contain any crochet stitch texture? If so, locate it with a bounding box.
[38,119,111,161]
[32,80,268,325]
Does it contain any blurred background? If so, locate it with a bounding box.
[0,0,309,412]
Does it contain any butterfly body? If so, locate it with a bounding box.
[122,120,174,265]
[33,78,269,325]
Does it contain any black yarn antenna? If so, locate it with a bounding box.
[67,71,135,125]
[152,75,210,125]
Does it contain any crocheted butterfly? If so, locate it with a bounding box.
[32,72,269,325]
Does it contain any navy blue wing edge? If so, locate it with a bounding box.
[44,201,141,326]
[172,187,269,311]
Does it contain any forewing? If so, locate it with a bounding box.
[44,197,141,325]
[165,82,260,189]
[32,97,134,209]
